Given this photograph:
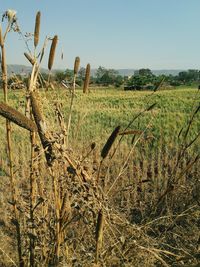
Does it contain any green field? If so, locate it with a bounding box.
[0,86,199,179]
[1,87,199,152]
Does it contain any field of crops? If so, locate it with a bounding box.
[0,86,200,266]
[1,86,199,147]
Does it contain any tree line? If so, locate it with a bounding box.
[2,67,200,90]
[53,67,200,88]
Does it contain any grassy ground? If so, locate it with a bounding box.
[0,86,200,266]
[1,86,199,148]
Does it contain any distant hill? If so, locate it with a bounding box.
[7,65,32,75]
[5,64,184,77]
[152,69,184,76]
[91,68,184,77]
[7,65,48,76]
[116,69,184,77]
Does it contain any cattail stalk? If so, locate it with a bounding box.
[24,48,46,88]
[154,77,165,92]
[27,67,37,267]
[83,63,90,93]
[29,131,36,267]
[66,56,80,146]
[49,168,62,264]
[0,24,24,267]
[0,25,3,47]
[27,25,46,265]
[95,210,104,263]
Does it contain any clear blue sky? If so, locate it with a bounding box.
[1,0,200,70]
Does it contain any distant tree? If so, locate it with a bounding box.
[187,69,200,82]
[128,75,146,87]
[125,69,200,89]
[95,66,106,81]
[77,67,87,86]
[177,69,200,84]
[65,69,74,82]
[138,68,153,76]
[114,75,124,87]
[76,78,83,86]
[55,71,66,82]
[123,76,130,83]
[95,66,120,86]
[166,74,181,86]
[127,68,156,88]
[78,67,86,81]
[89,75,96,85]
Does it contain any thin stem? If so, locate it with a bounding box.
[1,36,24,267]
[66,74,76,146]
[49,167,61,264]
[106,121,153,196]
[29,131,36,267]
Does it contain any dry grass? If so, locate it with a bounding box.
[0,86,199,266]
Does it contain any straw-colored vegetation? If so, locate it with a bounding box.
[0,10,200,267]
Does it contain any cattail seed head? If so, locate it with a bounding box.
[91,142,96,150]
[83,63,90,93]
[95,210,104,242]
[24,52,35,65]
[74,56,80,75]
[119,130,143,136]
[147,103,157,111]
[30,92,55,166]
[101,126,120,159]
[48,35,58,71]
[30,92,44,128]
[34,11,41,48]
[95,209,104,263]
[0,102,36,132]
